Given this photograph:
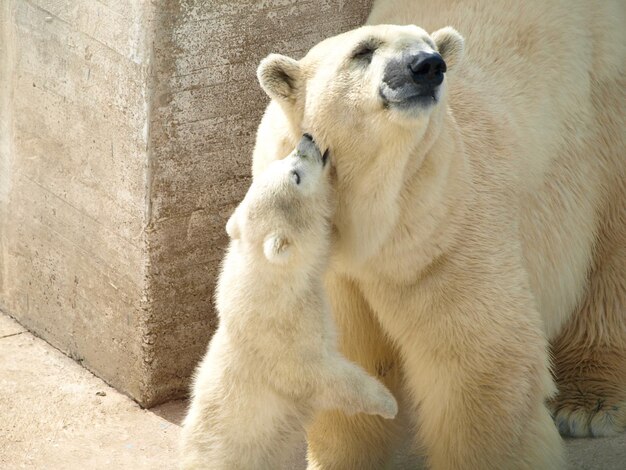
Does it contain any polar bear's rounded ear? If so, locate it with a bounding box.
[257,54,301,102]
[226,209,242,240]
[431,27,464,72]
[263,233,291,264]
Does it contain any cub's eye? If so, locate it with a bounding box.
[351,42,378,63]
[292,170,301,185]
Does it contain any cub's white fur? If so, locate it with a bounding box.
[180,136,398,470]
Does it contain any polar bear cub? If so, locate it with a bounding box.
[180,134,398,470]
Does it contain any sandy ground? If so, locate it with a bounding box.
[0,313,183,469]
[1,312,624,469]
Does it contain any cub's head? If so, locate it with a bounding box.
[227,134,333,267]
[253,24,464,179]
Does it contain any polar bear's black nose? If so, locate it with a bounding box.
[408,52,446,88]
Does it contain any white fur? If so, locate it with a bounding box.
[252,1,625,468]
[180,143,398,469]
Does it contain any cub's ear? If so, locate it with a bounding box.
[263,233,291,264]
[226,208,242,240]
[431,27,464,72]
[257,54,301,102]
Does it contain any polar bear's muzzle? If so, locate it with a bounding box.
[379,51,446,109]
[287,134,330,189]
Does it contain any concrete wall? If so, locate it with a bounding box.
[0,0,154,401]
[0,0,372,406]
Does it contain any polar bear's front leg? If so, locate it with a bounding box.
[374,278,565,470]
[401,350,562,470]
[549,240,626,437]
[306,275,403,470]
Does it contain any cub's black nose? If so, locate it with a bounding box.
[296,133,324,164]
[408,52,446,88]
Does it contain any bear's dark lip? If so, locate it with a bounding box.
[379,87,439,110]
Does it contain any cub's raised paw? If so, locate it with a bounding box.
[360,380,398,420]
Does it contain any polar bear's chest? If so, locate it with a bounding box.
[334,216,453,286]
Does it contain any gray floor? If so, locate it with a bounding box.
[1,313,624,469]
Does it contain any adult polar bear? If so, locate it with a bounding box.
[251,0,625,468]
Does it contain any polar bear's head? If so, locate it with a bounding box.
[227,134,333,267]
[252,25,464,262]
[254,24,464,175]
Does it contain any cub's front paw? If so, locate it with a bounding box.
[360,380,398,419]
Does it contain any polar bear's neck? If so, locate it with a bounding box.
[333,108,470,283]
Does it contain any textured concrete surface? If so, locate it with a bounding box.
[143,0,374,405]
[0,0,373,405]
[1,314,625,469]
[0,0,155,402]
